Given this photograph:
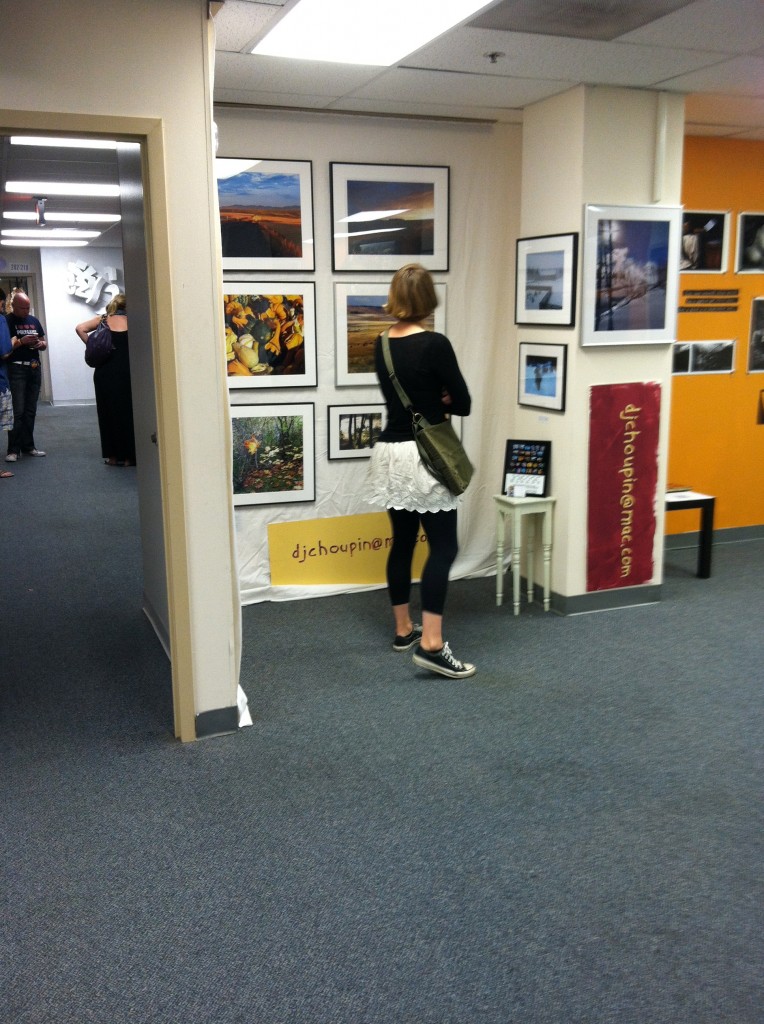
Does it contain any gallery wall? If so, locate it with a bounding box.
[669,137,764,534]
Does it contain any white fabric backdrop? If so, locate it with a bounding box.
[215,110,522,604]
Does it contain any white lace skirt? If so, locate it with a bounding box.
[362,440,459,513]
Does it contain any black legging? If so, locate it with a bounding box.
[386,507,458,616]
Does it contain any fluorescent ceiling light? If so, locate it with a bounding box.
[1,239,89,248]
[341,209,409,223]
[252,0,494,66]
[2,228,101,239]
[4,212,121,223]
[10,135,119,149]
[216,158,262,179]
[5,181,120,197]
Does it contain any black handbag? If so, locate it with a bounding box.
[381,331,474,496]
[84,314,115,368]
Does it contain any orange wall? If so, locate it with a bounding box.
[668,137,764,533]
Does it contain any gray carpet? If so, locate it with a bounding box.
[2,405,761,1023]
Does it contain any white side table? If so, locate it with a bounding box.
[494,494,556,615]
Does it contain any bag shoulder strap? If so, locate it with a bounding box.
[381,330,412,410]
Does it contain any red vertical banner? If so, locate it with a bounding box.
[587,382,661,591]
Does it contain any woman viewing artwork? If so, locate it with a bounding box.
[363,263,475,679]
[76,293,136,467]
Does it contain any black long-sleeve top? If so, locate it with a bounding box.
[374,330,472,442]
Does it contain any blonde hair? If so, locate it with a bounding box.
[106,293,127,315]
[385,263,438,322]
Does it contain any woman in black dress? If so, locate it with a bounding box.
[76,293,136,466]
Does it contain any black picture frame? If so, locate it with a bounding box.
[518,342,567,412]
[502,439,551,497]
[515,232,578,326]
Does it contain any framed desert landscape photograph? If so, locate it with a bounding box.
[216,158,314,271]
[231,403,315,506]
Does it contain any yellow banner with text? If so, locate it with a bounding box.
[268,511,428,586]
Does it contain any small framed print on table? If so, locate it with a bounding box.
[216,157,314,272]
[231,403,315,506]
[327,404,385,460]
[515,233,578,326]
[581,203,681,346]
[330,162,449,272]
[518,342,567,412]
[502,439,551,497]
[224,282,317,388]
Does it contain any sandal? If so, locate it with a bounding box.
[1,469,14,479]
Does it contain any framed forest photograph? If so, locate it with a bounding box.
[327,404,385,459]
[231,403,315,506]
[515,233,578,326]
[334,281,446,386]
[224,282,317,388]
[330,162,449,272]
[216,158,314,271]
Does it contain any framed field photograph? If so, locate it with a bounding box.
[502,439,551,497]
[748,297,764,372]
[679,210,730,272]
[231,403,315,506]
[334,281,446,386]
[216,158,314,271]
[224,282,317,388]
[736,212,764,273]
[330,162,449,272]
[581,203,681,346]
[327,404,385,459]
[518,342,567,412]
[515,233,578,326]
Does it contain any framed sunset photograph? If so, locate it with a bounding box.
[216,158,314,271]
[330,162,449,272]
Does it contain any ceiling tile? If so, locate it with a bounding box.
[655,55,764,94]
[620,0,764,52]
[469,0,694,42]
[213,0,284,53]
[214,51,383,97]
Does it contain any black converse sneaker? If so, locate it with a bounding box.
[393,624,423,652]
[412,642,476,679]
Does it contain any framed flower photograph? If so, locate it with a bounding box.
[216,158,314,271]
[231,403,315,506]
[334,281,446,386]
[224,282,317,388]
[330,162,449,272]
[327,404,385,459]
[679,210,730,273]
[581,203,681,346]
[736,212,764,273]
[518,342,567,412]
[515,233,578,326]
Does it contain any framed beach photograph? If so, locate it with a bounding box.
[679,210,730,273]
[502,439,551,498]
[327,404,385,459]
[518,342,567,412]
[224,282,317,388]
[334,281,446,386]
[216,158,314,271]
[231,403,315,506]
[748,297,764,372]
[736,212,764,273]
[581,203,681,346]
[330,162,449,272]
[515,233,578,326]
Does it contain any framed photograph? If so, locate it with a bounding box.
[736,212,764,273]
[334,281,446,386]
[216,158,314,271]
[748,297,764,372]
[330,162,449,272]
[224,282,316,388]
[679,210,730,273]
[517,342,567,412]
[231,403,315,506]
[672,342,691,374]
[502,439,551,498]
[581,203,681,346]
[328,404,385,459]
[672,340,735,375]
[515,233,578,326]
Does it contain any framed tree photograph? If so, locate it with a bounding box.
[515,233,578,326]
[231,403,315,506]
[748,297,764,372]
[330,162,449,272]
[216,158,314,271]
[327,404,385,459]
[224,282,317,388]
[502,439,551,497]
[581,203,681,346]
[518,342,567,412]
[679,210,730,272]
[736,212,764,273]
[334,281,446,386]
